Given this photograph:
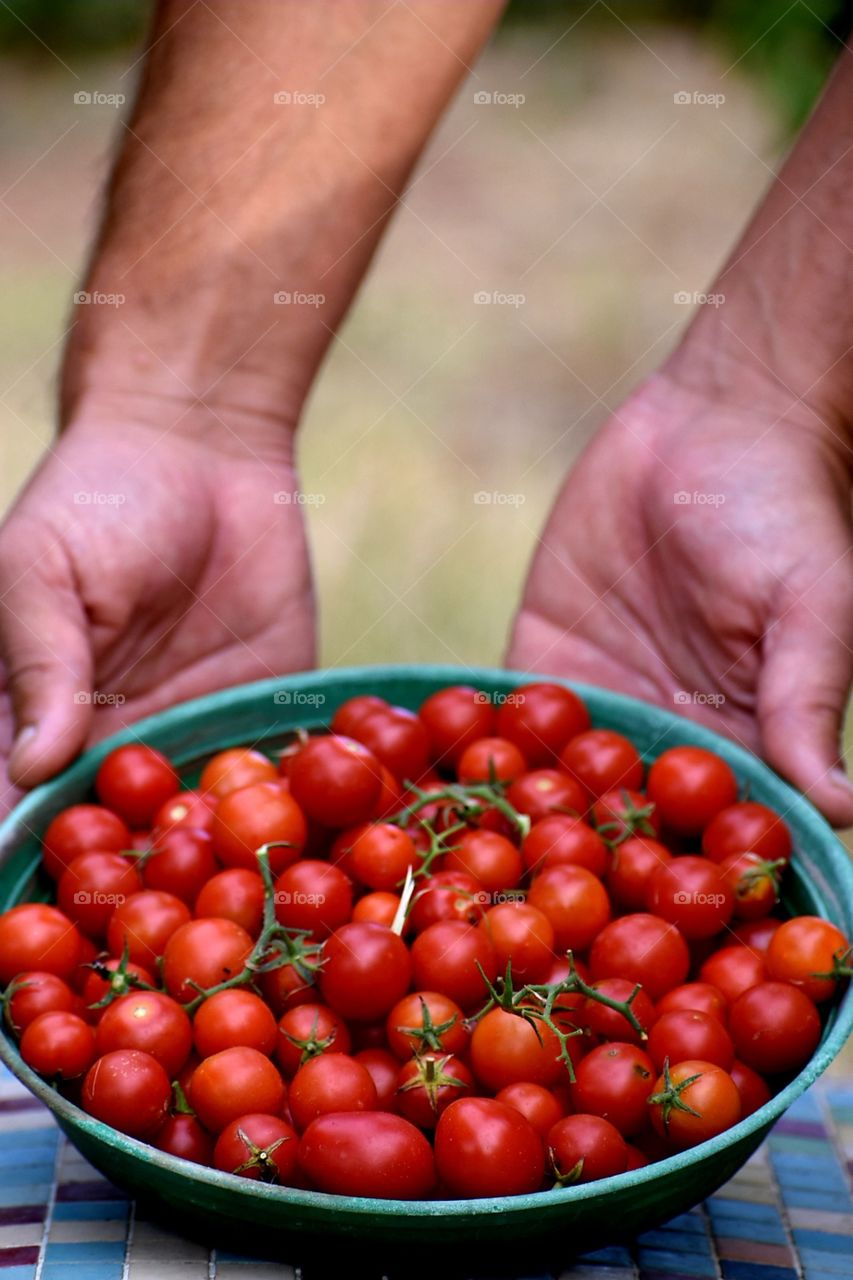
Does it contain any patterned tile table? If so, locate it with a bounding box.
[2,1065,851,1280]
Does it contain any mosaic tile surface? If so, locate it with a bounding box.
[2,1064,852,1280]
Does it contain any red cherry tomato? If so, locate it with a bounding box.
[729,982,821,1074]
[607,837,672,912]
[82,1049,172,1137]
[443,829,523,894]
[153,1113,214,1166]
[457,736,527,785]
[319,923,412,1022]
[42,805,132,880]
[275,1003,352,1077]
[347,824,418,892]
[506,770,587,824]
[162,918,253,1003]
[579,978,656,1046]
[200,748,277,799]
[495,1082,566,1137]
[20,1011,96,1080]
[702,801,792,865]
[95,991,192,1077]
[656,982,728,1025]
[410,921,497,1011]
[729,1059,772,1118]
[719,851,781,921]
[354,1048,401,1112]
[698,946,766,1004]
[409,870,487,933]
[273,860,353,938]
[479,901,555,984]
[560,730,643,800]
[646,747,737,836]
[0,904,83,985]
[351,707,431,784]
[385,991,469,1061]
[299,1112,435,1199]
[522,816,608,878]
[569,1042,655,1136]
[528,864,612,953]
[57,852,143,939]
[193,989,278,1058]
[95,745,180,828]
[647,1009,734,1072]
[189,1046,285,1133]
[646,856,734,940]
[330,695,389,738]
[648,1059,741,1148]
[106,890,191,969]
[496,683,590,767]
[5,972,74,1032]
[213,1113,298,1182]
[766,916,851,1003]
[470,1007,566,1091]
[212,781,306,874]
[418,686,496,766]
[435,1097,545,1196]
[195,868,265,937]
[141,828,218,906]
[152,789,216,836]
[396,1052,474,1128]
[289,736,383,827]
[547,1114,628,1183]
[589,914,689,1001]
[592,789,661,841]
[288,1052,377,1132]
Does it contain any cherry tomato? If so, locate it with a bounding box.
[106,890,191,969]
[570,1042,655,1136]
[57,852,142,939]
[522,816,608,878]
[470,1007,565,1091]
[718,851,781,921]
[355,1047,401,1111]
[141,828,218,906]
[647,856,734,940]
[162,918,253,1003]
[495,1082,566,1137]
[95,991,192,1077]
[0,904,83,985]
[82,1048,172,1137]
[649,1059,741,1148]
[396,1052,474,1128]
[730,918,781,953]
[195,868,265,937]
[212,781,306,874]
[496,683,590,767]
[260,962,316,1016]
[589,914,689,1001]
[330,695,389,738]
[200,748,277,799]
[656,982,728,1025]
[352,892,400,929]
[479,901,555,983]
[189,1046,285,1133]
[273,860,353,938]
[702,801,792,865]
[385,991,468,1061]
[729,982,821,1074]
[607,837,672,912]
[42,805,132,880]
[436,1097,545,1196]
[579,978,656,1046]
[528,864,612,953]
[592,789,661,841]
[408,870,487,933]
[729,1059,772,1118]
[213,1113,298,1182]
[193,989,277,1058]
[80,958,155,1012]
[95,745,179,828]
[351,707,431,784]
[5,972,74,1032]
[299,1112,435,1199]
[647,1009,734,1072]
[647,747,738,836]
[152,789,216,836]
[766,916,850,1003]
[410,921,498,1011]
[698,946,766,1003]
[547,1114,628,1183]
[419,686,496,766]
[506,770,587,824]
[443,830,523,894]
[319,923,412,1022]
[288,736,383,828]
[20,1010,96,1080]
[348,824,418,892]
[560,730,643,800]
[456,736,527,786]
[275,1003,352,1077]
[289,1052,377,1132]
[153,1113,214,1166]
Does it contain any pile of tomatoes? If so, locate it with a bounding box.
[1,682,849,1200]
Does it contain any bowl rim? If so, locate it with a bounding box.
[1,662,851,1218]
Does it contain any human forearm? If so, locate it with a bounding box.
[62,0,504,433]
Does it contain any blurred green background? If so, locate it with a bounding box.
[1,0,850,674]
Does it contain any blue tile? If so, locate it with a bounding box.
[42,1267,123,1280]
[44,1241,126,1262]
[708,1199,782,1223]
[0,1268,39,1280]
[578,1244,634,1265]
[52,1201,129,1222]
[720,1263,798,1280]
[0,1185,51,1207]
[636,1247,717,1276]
[637,1228,713,1253]
[797,1249,853,1275]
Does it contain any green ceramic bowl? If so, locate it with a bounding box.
[1,664,851,1270]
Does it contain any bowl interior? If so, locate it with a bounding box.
[1,664,851,1258]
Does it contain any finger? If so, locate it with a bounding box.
[0,544,94,786]
[758,567,853,828]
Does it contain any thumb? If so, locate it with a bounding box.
[0,545,94,787]
[758,571,853,828]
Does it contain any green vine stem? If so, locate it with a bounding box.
[392,781,531,842]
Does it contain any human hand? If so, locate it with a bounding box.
[0,404,314,811]
[508,373,853,826]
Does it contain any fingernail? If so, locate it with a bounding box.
[829,766,853,793]
[8,725,38,777]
